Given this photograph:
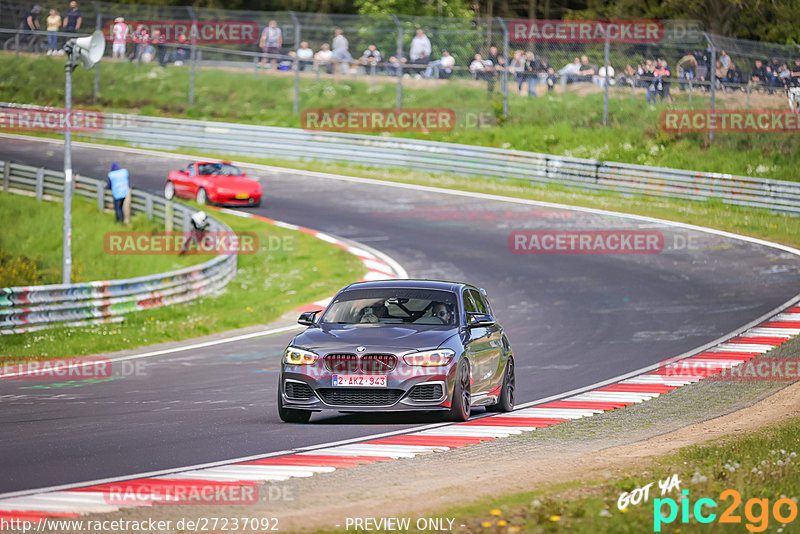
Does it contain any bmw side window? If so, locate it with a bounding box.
[477,291,493,316]
[463,290,478,315]
[468,290,488,314]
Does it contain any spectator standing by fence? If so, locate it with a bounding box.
[19,5,40,47]
[61,1,80,47]
[107,162,130,224]
[676,52,696,90]
[409,29,431,76]
[331,29,356,75]
[46,9,60,55]
[259,20,282,71]
[111,17,127,60]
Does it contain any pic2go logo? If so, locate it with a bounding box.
[654,490,798,532]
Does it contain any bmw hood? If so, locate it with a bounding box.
[292,324,456,352]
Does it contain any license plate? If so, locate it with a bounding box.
[235,193,249,199]
[333,374,387,387]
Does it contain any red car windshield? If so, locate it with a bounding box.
[198,163,242,177]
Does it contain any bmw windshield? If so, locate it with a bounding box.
[321,288,458,326]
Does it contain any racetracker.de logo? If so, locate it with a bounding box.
[301,108,457,133]
[1,357,111,380]
[509,19,664,43]
[509,230,664,254]
[104,231,258,255]
[103,20,259,44]
[103,482,259,505]
[0,107,102,132]
[661,109,800,133]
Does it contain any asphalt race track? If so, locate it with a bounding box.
[2,136,800,494]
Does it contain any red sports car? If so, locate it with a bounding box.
[165,161,262,207]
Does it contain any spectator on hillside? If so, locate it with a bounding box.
[510,50,526,93]
[409,29,431,68]
[423,49,454,79]
[46,9,60,55]
[676,52,697,90]
[385,53,408,77]
[61,1,80,47]
[331,29,356,74]
[296,41,313,71]
[314,43,333,74]
[130,24,149,63]
[259,20,282,71]
[470,53,494,93]
[617,63,636,87]
[486,46,505,92]
[173,33,189,65]
[594,64,615,87]
[655,58,672,104]
[360,44,382,72]
[533,55,555,90]
[750,59,767,88]
[725,61,742,91]
[790,59,800,86]
[764,64,777,94]
[714,60,727,90]
[151,28,167,67]
[778,62,792,89]
[577,55,597,83]
[559,57,580,84]
[111,17,127,60]
[719,50,730,68]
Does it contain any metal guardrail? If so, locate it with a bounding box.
[73,111,800,214]
[0,159,237,335]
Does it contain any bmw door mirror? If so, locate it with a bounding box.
[298,310,319,326]
[467,312,495,327]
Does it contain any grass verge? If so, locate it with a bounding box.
[1,52,799,181]
[0,193,365,359]
[0,191,201,286]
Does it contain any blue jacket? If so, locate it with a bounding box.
[107,168,130,200]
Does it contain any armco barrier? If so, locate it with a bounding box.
[0,160,237,335]
[17,107,793,215]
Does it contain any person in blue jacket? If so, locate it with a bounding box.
[107,161,130,223]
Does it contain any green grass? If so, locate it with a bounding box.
[2,53,799,181]
[0,193,365,358]
[0,191,202,286]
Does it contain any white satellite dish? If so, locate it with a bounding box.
[72,31,105,69]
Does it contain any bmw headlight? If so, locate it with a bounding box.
[284,347,318,365]
[403,349,455,367]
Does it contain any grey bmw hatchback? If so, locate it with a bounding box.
[278,280,515,423]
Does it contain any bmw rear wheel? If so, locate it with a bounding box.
[487,357,515,412]
[446,358,471,422]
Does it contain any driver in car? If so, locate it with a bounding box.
[360,302,388,323]
[432,302,453,325]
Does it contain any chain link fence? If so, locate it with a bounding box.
[2,0,800,127]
